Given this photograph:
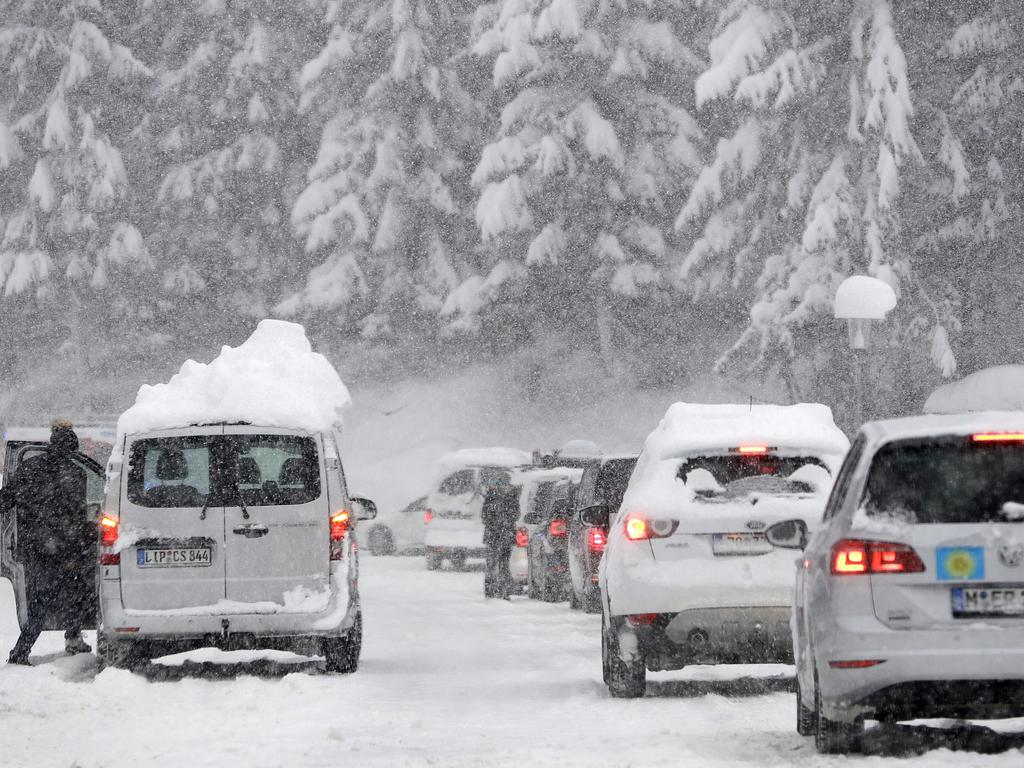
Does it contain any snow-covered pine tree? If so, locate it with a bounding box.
[281,0,478,340]
[680,0,929,413]
[0,0,151,370]
[140,0,322,342]
[453,0,707,375]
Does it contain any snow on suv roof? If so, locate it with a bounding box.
[643,402,849,460]
[436,447,532,474]
[862,411,1024,446]
[117,320,351,439]
[923,365,1024,414]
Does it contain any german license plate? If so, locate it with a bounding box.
[712,532,772,556]
[136,547,212,568]
[952,586,1024,618]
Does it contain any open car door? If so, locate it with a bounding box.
[0,444,105,630]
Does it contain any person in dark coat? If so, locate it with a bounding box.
[481,473,520,599]
[2,420,93,664]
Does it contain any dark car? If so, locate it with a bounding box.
[566,454,638,612]
[524,478,578,602]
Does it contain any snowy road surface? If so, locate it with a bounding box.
[2,558,1023,767]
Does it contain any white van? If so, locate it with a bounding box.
[97,423,376,672]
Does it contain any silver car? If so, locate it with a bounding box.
[770,412,1024,753]
[98,424,376,672]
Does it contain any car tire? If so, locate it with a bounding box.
[604,615,645,699]
[97,633,150,672]
[367,526,395,557]
[813,670,862,754]
[449,551,467,571]
[425,550,442,571]
[323,611,362,674]
[796,672,816,736]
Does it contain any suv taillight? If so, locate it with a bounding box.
[831,539,925,575]
[424,509,433,524]
[624,514,678,541]
[330,509,350,560]
[99,514,120,565]
[587,527,606,552]
[548,519,568,538]
[515,527,529,548]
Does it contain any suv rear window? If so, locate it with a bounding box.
[127,434,320,508]
[677,454,828,498]
[439,470,475,495]
[864,438,1024,524]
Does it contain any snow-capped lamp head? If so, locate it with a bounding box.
[833,275,898,350]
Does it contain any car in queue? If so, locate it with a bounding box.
[423,447,531,571]
[96,423,377,673]
[598,403,849,698]
[524,476,582,602]
[511,466,586,594]
[766,412,1024,754]
[567,454,637,612]
[358,495,429,556]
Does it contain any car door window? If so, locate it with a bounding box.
[822,435,865,521]
[439,470,475,495]
[577,467,597,508]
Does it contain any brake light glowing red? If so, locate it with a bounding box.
[548,519,568,538]
[627,613,658,627]
[99,514,119,546]
[829,659,886,669]
[330,509,350,560]
[625,517,648,540]
[423,509,433,524]
[972,432,1024,442]
[515,527,529,548]
[736,445,769,454]
[624,514,678,541]
[831,539,925,575]
[588,527,606,552]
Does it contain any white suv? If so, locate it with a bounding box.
[769,412,1024,753]
[598,403,848,697]
[98,423,375,672]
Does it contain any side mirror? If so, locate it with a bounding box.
[579,504,609,527]
[765,519,809,550]
[351,496,378,521]
[523,511,542,526]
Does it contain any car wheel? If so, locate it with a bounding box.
[323,611,362,674]
[604,615,645,699]
[813,670,862,753]
[97,633,150,672]
[449,551,467,571]
[425,550,442,571]
[581,584,602,614]
[796,671,816,736]
[367,526,395,557]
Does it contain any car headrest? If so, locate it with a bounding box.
[279,457,314,486]
[156,449,189,481]
[237,457,261,485]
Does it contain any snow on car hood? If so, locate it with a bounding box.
[116,320,351,439]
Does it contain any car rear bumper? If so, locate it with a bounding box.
[816,624,1024,721]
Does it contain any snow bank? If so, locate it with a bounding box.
[923,364,1024,414]
[640,402,850,461]
[117,320,351,438]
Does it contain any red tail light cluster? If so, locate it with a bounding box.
[330,509,350,560]
[515,527,529,548]
[587,527,607,552]
[548,519,568,538]
[624,515,678,541]
[423,509,433,524]
[99,514,120,565]
[831,539,925,575]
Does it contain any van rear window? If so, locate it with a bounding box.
[864,438,1024,524]
[127,434,320,508]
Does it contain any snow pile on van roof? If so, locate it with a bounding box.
[923,365,1024,414]
[117,320,351,437]
[642,402,850,460]
[436,447,531,475]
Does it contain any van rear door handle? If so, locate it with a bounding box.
[232,524,269,538]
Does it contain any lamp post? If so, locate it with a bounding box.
[833,275,897,428]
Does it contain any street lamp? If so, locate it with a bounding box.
[834,275,898,427]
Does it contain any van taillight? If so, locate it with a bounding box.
[424,509,433,524]
[588,528,607,552]
[515,527,529,548]
[99,514,120,565]
[831,539,925,575]
[330,509,350,560]
[548,519,568,538]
